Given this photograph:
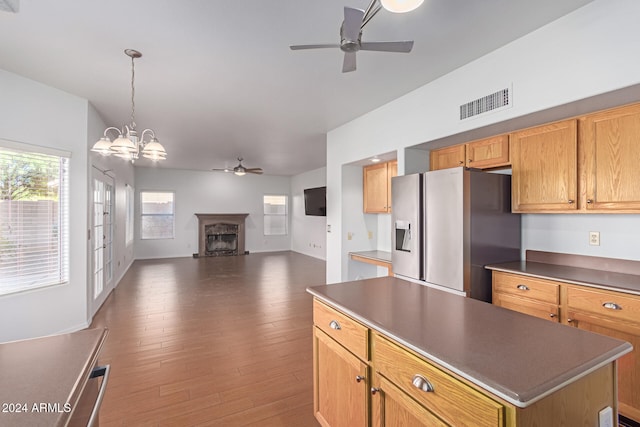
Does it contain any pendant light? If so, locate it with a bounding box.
[91,49,167,161]
[380,0,424,13]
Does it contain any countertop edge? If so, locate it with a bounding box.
[307,288,632,408]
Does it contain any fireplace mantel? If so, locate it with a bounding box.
[195,213,249,257]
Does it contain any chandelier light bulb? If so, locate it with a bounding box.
[380,0,424,13]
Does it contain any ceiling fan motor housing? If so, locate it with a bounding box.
[340,23,361,52]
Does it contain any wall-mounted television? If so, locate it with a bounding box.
[304,186,326,216]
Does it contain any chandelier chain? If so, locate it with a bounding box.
[130,54,136,130]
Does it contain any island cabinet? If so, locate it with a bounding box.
[430,134,510,171]
[363,160,397,213]
[313,300,370,426]
[311,277,630,427]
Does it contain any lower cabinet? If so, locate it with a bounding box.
[314,327,369,427]
[492,272,640,423]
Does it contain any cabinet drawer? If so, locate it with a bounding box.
[493,272,560,304]
[567,286,640,325]
[373,334,504,427]
[493,292,559,322]
[313,300,368,361]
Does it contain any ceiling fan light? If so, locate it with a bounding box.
[234,170,246,176]
[110,135,138,153]
[91,137,113,155]
[380,0,424,13]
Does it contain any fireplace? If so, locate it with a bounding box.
[195,213,248,257]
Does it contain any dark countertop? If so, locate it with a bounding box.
[349,250,392,263]
[307,277,631,408]
[0,328,108,427]
[486,260,640,295]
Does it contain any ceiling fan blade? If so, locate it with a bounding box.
[343,7,365,41]
[290,44,340,50]
[245,168,263,174]
[360,41,414,53]
[211,168,231,172]
[342,52,357,73]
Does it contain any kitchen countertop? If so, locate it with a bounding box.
[307,276,632,408]
[348,250,392,264]
[0,328,108,427]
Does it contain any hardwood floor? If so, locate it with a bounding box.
[90,251,325,426]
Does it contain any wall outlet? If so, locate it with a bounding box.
[347,232,353,241]
[598,406,613,427]
[327,224,331,233]
[589,231,600,246]
[368,231,373,239]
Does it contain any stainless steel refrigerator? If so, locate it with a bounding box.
[391,167,521,302]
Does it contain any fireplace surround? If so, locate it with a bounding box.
[195,213,248,257]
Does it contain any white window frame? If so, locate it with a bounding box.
[0,139,70,296]
[140,190,175,240]
[263,194,288,236]
[125,184,134,246]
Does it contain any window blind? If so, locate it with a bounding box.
[0,145,70,295]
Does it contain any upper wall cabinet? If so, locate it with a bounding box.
[511,119,578,212]
[511,102,640,213]
[430,134,510,171]
[364,160,397,213]
[581,103,640,212]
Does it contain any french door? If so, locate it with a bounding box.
[91,169,114,315]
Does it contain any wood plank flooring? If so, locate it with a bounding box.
[90,251,325,426]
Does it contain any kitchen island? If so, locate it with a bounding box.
[308,276,632,426]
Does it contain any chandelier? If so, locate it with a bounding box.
[91,49,167,161]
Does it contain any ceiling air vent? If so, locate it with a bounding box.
[460,87,510,120]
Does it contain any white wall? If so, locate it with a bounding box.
[0,69,90,341]
[326,0,640,283]
[134,167,292,259]
[291,167,327,260]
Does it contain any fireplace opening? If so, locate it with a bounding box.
[205,223,238,256]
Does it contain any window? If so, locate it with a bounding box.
[125,184,134,246]
[140,191,174,239]
[263,195,287,236]
[0,141,70,296]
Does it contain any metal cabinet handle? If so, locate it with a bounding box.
[458,160,464,165]
[549,313,557,318]
[602,302,622,311]
[371,387,380,395]
[568,199,575,204]
[87,364,111,427]
[412,374,434,393]
[567,318,574,323]
[355,375,365,383]
[587,199,594,204]
[329,320,341,330]
[517,284,530,291]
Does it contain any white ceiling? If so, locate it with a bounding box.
[0,0,594,176]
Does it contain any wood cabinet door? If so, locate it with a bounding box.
[314,328,369,427]
[364,162,390,213]
[372,376,448,427]
[430,145,465,171]
[581,103,640,211]
[466,135,510,169]
[386,160,397,213]
[511,119,578,212]
[567,312,640,422]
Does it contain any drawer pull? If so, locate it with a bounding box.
[602,302,622,311]
[516,284,530,291]
[329,320,341,330]
[549,313,557,318]
[371,387,380,395]
[87,364,111,427]
[355,375,365,383]
[412,374,434,393]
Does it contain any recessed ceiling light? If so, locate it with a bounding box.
[371,156,382,163]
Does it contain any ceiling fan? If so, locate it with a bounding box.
[289,0,415,73]
[212,157,263,176]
